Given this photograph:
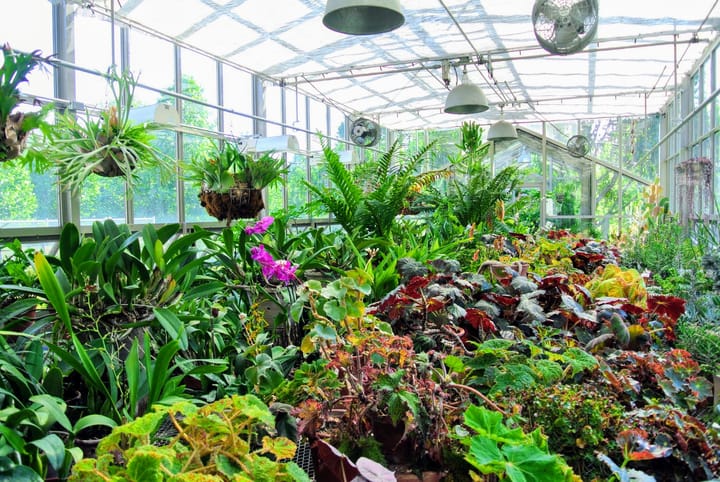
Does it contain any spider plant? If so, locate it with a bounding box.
[32,68,174,193]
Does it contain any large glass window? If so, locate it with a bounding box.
[80,173,127,225]
[0,0,57,229]
[134,130,179,224]
[128,30,178,224]
[183,134,216,223]
[222,65,253,137]
[180,49,218,130]
[128,30,175,106]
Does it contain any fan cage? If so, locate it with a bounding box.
[532,0,599,55]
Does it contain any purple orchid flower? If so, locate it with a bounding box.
[245,216,274,235]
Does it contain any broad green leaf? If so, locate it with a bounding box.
[126,449,164,482]
[148,340,181,405]
[466,436,503,473]
[502,444,567,482]
[154,308,189,350]
[323,299,346,322]
[42,366,64,398]
[444,355,466,374]
[101,281,117,304]
[477,338,515,352]
[153,239,166,272]
[59,222,80,274]
[24,340,44,383]
[28,433,65,471]
[261,435,296,460]
[309,323,338,342]
[126,338,140,418]
[216,453,242,477]
[563,347,598,375]
[463,405,525,444]
[0,464,43,482]
[73,414,117,434]
[0,425,25,452]
[29,394,71,432]
[183,281,226,301]
[532,360,563,384]
[285,461,313,482]
[492,364,536,394]
[34,252,70,331]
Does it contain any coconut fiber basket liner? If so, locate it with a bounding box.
[199,186,264,225]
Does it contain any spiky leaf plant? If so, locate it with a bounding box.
[32,68,174,193]
[0,44,51,162]
[306,137,440,239]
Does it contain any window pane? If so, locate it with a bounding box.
[0,0,58,229]
[0,165,57,228]
[183,134,217,223]
[222,65,253,137]
[180,49,218,129]
[287,154,308,212]
[264,81,284,137]
[129,29,175,106]
[80,175,127,225]
[75,14,117,106]
[134,129,178,224]
[309,98,326,152]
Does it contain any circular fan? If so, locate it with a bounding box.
[532,0,598,55]
[567,134,591,157]
[350,117,379,147]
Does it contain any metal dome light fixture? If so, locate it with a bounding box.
[443,66,489,114]
[487,106,518,141]
[323,0,405,35]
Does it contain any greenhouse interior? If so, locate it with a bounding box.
[3,0,720,480]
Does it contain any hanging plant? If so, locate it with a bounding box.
[0,44,52,163]
[184,140,287,225]
[30,67,174,193]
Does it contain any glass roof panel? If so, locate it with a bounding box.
[95,0,720,131]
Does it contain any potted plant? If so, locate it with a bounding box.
[184,139,287,225]
[0,44,51,162]
[31,68,174,193]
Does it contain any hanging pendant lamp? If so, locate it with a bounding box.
[487,120,518,141]
[443,68,489,114]
[487,106,518,141]
[323,0,405,35]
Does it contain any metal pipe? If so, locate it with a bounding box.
[284,36,707,86]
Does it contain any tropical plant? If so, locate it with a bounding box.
[184,140,287,224]
[306,136,445,239]
[69,394,311,482]
[0,44,51,162]
[184,139,287,192]
[455,404,581,481]
[416,122,522,230]
[0,332,118,480]
[27,68,174,193]
[25,221,219,423]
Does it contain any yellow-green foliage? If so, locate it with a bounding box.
[585,264,647,307]
[69,395,310,482]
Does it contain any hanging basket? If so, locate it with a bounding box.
[91,146,138,178]
[199,183,264,226]
[0,112,30,162]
